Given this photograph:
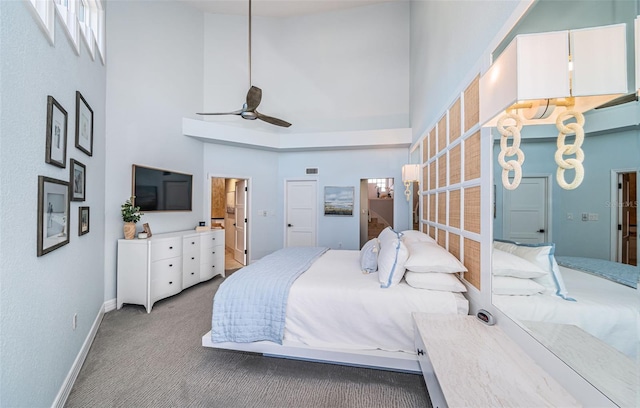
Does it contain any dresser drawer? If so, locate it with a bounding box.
[151,237,182,262]
[200,245,224,281]
[183,236,201,254]
[182,253,200,288]
[151,259,182,302]
[201,231,223,249]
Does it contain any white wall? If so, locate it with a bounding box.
[104,1,205,301]
[0,2,106,406]
[203,1,410,133]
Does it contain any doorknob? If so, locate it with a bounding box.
[538,229,545,233]
[287,223,293,227]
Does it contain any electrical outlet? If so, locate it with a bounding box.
[72,313,77,330]
[582,212,589,221]
[589,213,598,221]
[261,210,267,217]
[567,212,573,220]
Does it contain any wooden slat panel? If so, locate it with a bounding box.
[438,229,446,247]
[464,238,481,290]
[464,75,480,132]
[464,131,481,181]
[464,186,481,234]
[422,138,428,165]
[429,194,436,222]
[422,166,428,192]
[449,189,460,229]
[449,144,461,185]
[429,128,436,160]
[438,191,447,225]
[430,161,436,191]
[421,223,428,234]
[450,98,461,142]
[438,155,447,188]
[449,232,460,260]
[429,226,436,240]
[438,115,447,153]
[422,195,428,220]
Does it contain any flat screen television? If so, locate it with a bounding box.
[132,165,192,212]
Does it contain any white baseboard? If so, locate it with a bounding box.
[104,298,116,313]
[52,302,106,408]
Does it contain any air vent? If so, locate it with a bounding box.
[305,168,319,175]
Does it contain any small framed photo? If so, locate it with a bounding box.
[143,222,152,237]
[79,206,90,236]
[70,159,86,202]
[75,91,93,156]
[37,176,70,256]
[324,186,355,216]
[45,96,68,168]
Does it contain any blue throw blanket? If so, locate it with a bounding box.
[556,256,639,289]
[211,246,329,344]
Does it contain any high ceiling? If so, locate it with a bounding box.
[180,0,404,17]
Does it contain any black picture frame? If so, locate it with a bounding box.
[79,206,90,236]
[45,96,68,168]
[75,91,93,156]
[37,176,70,256]
[70,159,86,202]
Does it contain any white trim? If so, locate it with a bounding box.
[104,298,116,312]
[26,0,55,45]
[201,331,420,374]
[52,302,105,408]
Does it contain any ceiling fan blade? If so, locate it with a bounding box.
[245,86,262,111]
[196,109,243,116]
[255,111,292,128]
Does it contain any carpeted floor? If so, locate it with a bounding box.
[65,272,431,408]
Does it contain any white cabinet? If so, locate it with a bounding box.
[117,229,225,312]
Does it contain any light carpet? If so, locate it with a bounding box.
[65,274,430,408]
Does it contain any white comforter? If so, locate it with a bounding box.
[284,249,469,353]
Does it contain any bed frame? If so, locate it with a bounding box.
[201,330,421,374]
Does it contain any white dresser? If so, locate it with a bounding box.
[117,229,225,313]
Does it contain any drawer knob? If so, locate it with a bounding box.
[212,251,215,254]
[417,349,424,356]
[191,241,195,245]
[191,257,195,260]
[169,246,173,249]
[212,265,215,268]
[212,238,216,241]
[169,281,173,285]
[169,264,173,267]
[191,272,195,275]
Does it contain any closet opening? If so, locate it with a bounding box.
[359,178,394,248]
[210,177,248,272]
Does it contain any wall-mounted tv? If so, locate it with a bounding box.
[132,165,192,212]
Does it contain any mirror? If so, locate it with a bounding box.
[490,1,639,406]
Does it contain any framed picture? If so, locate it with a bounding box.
[324,186,355,216]
[45,95,68,168]
[37,176,70,256]
[143,223,152,237]
[70,159,86,201]
[75,91,93,156]
[79,206,90,236]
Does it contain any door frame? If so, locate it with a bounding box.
[206,173,251,265]
[501,174,552,244]
[610,168,638,263]
[284,178,318,247]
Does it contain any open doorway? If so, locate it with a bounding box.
[211,177,248,271]
[359,178,394,248]
[616,171,637,266]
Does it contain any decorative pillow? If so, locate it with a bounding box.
[378,238,409,288]
[493,240,574,301]
[359,238,380,273]
[492,276,545,296]
[400,230,436,245]
[404,241,468,273]
[404,271,467,292]
[492,249,547,278]
[378,226,402,246]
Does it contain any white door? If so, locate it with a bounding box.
[234,180,247,265]
[503,177,548,244]
[617,172,637,266]
[285,180,317,247]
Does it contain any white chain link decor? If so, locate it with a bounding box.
[496,112,525,190]
[555,110,585,190]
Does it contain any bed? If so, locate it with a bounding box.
[202,232,469,373]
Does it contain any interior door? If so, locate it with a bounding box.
[503,177,548,244]
[618,172,637,265]
[359,179,369,248]
[234,180,247,265]
[285,180,317,247]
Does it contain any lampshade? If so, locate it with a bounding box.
[402,164,420,183]
[480,23,628,127]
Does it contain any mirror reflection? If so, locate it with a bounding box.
[489,1,639,406]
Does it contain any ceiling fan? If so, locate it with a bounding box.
[197,0,292,128]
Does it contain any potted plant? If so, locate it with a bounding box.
[121,197,142,239]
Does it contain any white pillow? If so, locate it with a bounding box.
[404,241,468,273]
[404,271,467,292]
[378,226,402,246]
[492,276,545,296]
[493,240,573,301]
[492,249,547,278]
[359,238,379,273]
[378,238,409,288]
[400,230,436,245]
